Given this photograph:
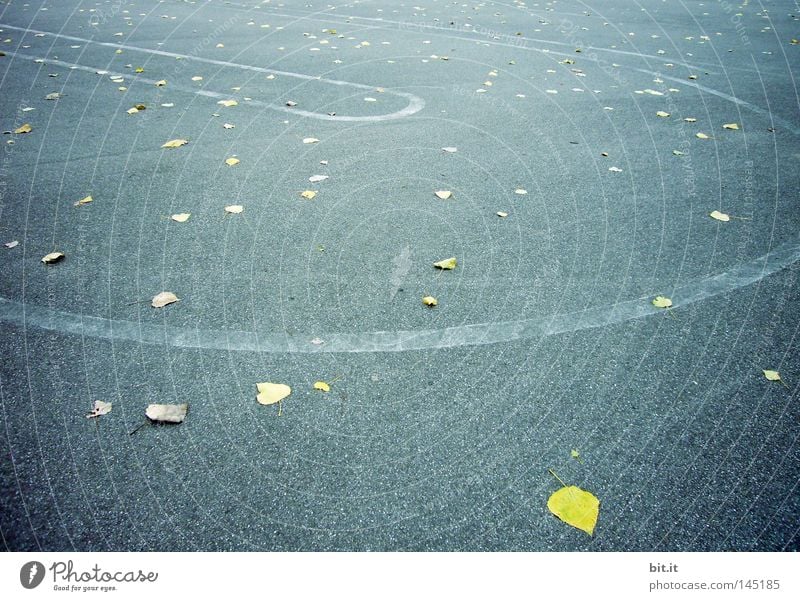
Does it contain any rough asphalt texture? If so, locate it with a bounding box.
[0,0,798,551]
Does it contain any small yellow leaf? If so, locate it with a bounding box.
[547,485,600,536]
[134,67,144,73]
[652,295,673,308]
[225,157,240,166]
[41,252,64,264]
[300,190,317,200]
[722,123,739,130]
[434,190,452,200]
[74,195,93,207]
[313,381,331,392]
[433,257,457,270]
[151,291,179,308]
[710,210,730,222]
[696,132,709,139]
[224,204,244,214]
[422,295,438,307]
[155,79,167,86]
[171,213,190,223]
[86,400,112,419]
[145,403,188,423]
[162,139,188,148]
[570,449,581,460]
[763,370,782,382]
[256,382,291,405]
[656,110,670,117]
[14,123,32,134]
[217,99,238,107]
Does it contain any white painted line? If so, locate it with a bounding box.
[0,23,425,122]
[2,239,798,353]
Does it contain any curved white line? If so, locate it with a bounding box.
[2,240,798,353]
[0,23,425,122]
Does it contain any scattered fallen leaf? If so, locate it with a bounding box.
[608,166,623,172]
[286,100,297,107]
[570,449,581,460]
[224,204,244,214]
[134,66,144,73]
[171,213,190,222]
[41,252,64,264]
[433,257,457,270]
[217,99,238,107]
[763,369,782,382]
[442,147,457,153]
[515,188,527,195]
[722,123,739,130]
[256,382,291,405]
[651,295,673,308]
[225,157,240,166]
[145,403,188,423]
[696,132,709,139]
[548,482,600,536]
[5,240,19,248]
[74,195,93,207]
[434,190,452,200]
[422,295,438,307]
[309,174,328,183]
[300,190,317,200]
[656,111,670,117]
[313,381,331,392]
[162,139,188,148]
[303,137,320,144]
[45,92,61,100]
[151,291,179,308]
[191,76,203,81]
[684,117,697,123]
[14,123,32,134]
[223,123,235,129]
[672,150,685,156]
[155,79,167,86]
[126,107,140,114]
[86,400,112,419]
[710,210,730,222]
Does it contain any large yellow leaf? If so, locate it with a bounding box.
[547,485,600,536]
[433,257,457,270]
[14,123,32,134]
[256,382,291,405]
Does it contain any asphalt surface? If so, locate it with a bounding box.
[0,0,798,551]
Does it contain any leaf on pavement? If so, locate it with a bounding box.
[433,257,457,270]
[217,99,238,107]
[434,190,452,200]
[303,137,320,144]
[309,174,328,183]
[171,213,190,222]
[41,252,64,264]
[224,204,244,214]
[256,382,291,405]
[162,139,188,148]
[422,295,438,306]
[313,381,331,392]
[656,111,670,117]
[145,403,188,423]
[709,210,730,222]
[722,123,739,130]
[74,195,93,207]
[763,369,782,382]
[651,295,672,308]
[151,291,179,308]
[225,157,240,166]
[547,480,600,536]
[300,190,317,200]
[86,400,112,419]
[14,123,32,134]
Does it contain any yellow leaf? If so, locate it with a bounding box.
[41,252,64,264]
[224,204,244,214]
[86,400,112,419]
[134,67,144,73]
[217,99,238,107]
[155,79,167,86]
[225,157,240,166]
[652,295,672,308]
[171,213,190,222]
[709,210,730,222]
[547,485,600,536]
[256,382,291,405]
[433,257,457,270]
[14,123,32,134]
[422,295,438,306]
[722,123,739,130]
[74,195,93,207]
[570,449,581,460]
[162,139,188,148]
[313,381,331,392]
[434,190,452,200]
[151,291,179,308]
[763,370,782,382]
[696,132,709,139]
[300,190,317,200]
[656,110,670,117]
[145,403,188,423]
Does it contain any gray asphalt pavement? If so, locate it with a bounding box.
[0,0,798,551]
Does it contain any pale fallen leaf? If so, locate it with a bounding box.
[224,205,244,214]
[225,157,240,166]
[313,381,331,392]
[256,382,291,405]
[497,211,508,218]
[570,449,581,460]
[45,92,61,100]
[722,123,739,130]
[223,123,235,129]
[434,190,452,200]
[286,100,297,107]
[217,99,238,107]
[763,369,782,382]
[684,117,697,123]
[709,210,730,222]
[608,166,623,172]
[309,174,328,183]
[656,110,670,117]
[422,295,438,307]
[155,79,167,87]
[433,257,457,270]
[41,252,64,264]
[162,139,188,148]
[126,107,140,114]
[145,403,188,423]
[672,150,685,156]
[14,123,32,134]
[548,484,600,536]
[74,195,93,207]
[171,213,191,223]
[651,295,672,308]
[300,190,317,200]
[86,400,112,419]
[303,137,320,144]
[191,76,203,81]
[515,188,527,195]
[696,132,709,139]
[442,147,457,153]
[151,291,179,308]
[4,240,19,249]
